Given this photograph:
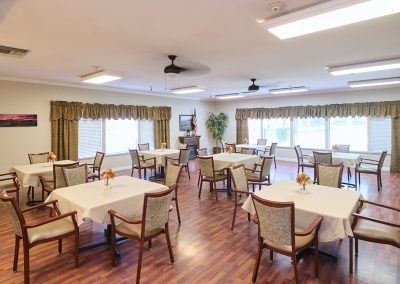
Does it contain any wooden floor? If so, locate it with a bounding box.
[0,161,399,283]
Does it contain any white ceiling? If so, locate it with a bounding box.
[0,0,399,100]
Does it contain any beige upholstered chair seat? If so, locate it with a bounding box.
[353,219,400,245]
[39,176,55,192]
[116,221,163,238]
[238,196,249,205]
[139,160,155,167]
[245,172,260,181]
[27,217,75,243]
[356,166,378,173]
[203,174,227,182]
[265,228,314,253]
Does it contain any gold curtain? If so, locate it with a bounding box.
[51,119,78,161]
[236,119,249,144]
[391,117,400,172]
[154,120,170,149]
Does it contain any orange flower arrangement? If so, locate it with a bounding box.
[225,144,233,153]
[48,152,57,162]
[101,168,116,179]
[296,172,312,190]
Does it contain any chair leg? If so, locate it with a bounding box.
[247,212,251,222]
[136,239,145,284]
[355,238,358,255]
[23,243,30,284]
[293,257,300,284]
[144,169,147,180]
[231,202,237,231]
[274,156,276,168]
[187,164,191,179]
[13,236,20,271]
[138,168,142,179]
[377,174,381,191]
[131,166,134,177]
[269,250,273,261]
[175,197,181,224]
[347,167,351,181]
[110,226,116,266]
[75,230,79,268]
[314,238,319,278]
[252,241,263,283]
[197,171,201,186]
[165,225,174,263]
[58,239,62,255]
[355,171,358,190]
[198,179,203,199]
[349,237,353,274]
[148,239,152,249]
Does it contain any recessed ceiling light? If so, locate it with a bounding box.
[81,70,123,84]
[348,77,400,88]
[261,0,400,40]
[327,58,400,75]
[269,86,308,94]
[170,85,206,94]
[215,94,245,100]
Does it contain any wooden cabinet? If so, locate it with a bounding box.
[179,136,200,158]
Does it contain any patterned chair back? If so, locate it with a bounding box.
[129,149,140,166]
[63,164,88,187]
[241,147,255,155]
[197,156,214,178]
[197,148,208,156]
[142,187,174,235]
[179,143,187,149]
[317,163,343,188]
[269,143,278,155]
[93,152,105,168]
[252,194,295,249]
[336,144,350,153]
[260,156,274,179]
[0,192,25,237]
[378,151,388,171]
[179,149,190,164]
[294,145,303,163]
[257,139,268,145]
[138,143,149,151]
[313,151,332,165]
[53,162,79,189]
[164,163,182,188]
[28,152,49,164]
[230,165,249,193]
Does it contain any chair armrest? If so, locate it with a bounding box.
[358,161,379,166]
[295,215,323,236]
[256,149,266,155]
[360,158,379,162]
[143,157,156,163]
[360,200,400,212]
[25,211,78,229]
[86,163,94,166]
[0,172,17,177]
[234,190,252,195]
[22,200,59,213]
[108,210,142,224]
[353,213,400,228]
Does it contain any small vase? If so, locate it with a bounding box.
[104,178,112,190]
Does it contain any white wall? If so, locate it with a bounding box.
[214,87,400,169]
[0,80,216,172]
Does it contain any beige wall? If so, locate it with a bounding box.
[214,87,400,170]
[0,80,216,172]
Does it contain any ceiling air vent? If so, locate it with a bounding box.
[0,45,30,58]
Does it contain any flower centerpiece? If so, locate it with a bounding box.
[101,168,116,190]
[161,142,167,151]
[48,152,57,163]
[225,144,233,154]
[296,172,312,191]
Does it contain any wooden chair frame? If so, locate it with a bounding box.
[197,156,228,202]
[246,156,273,191]
[62,164,89,187]
[355,151,387,191]
[28,152,49,164]
[196,148,208,186]
[129,149,156,179]
[0,172,20,204]
[316,163,344,188]
[165,148,191,180]
[108,187,175,284]
[87,151,105,181]
[294,145,314,173]
[164,163,183,224]
[240,147,256,155]
[138,143,150,151]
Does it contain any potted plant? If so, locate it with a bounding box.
[206,112,229,153]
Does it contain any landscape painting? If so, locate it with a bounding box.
[179,115,194,131]
[0,114,37,127]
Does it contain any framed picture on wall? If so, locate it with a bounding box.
[0,114,37,127]
[179,115,194,131]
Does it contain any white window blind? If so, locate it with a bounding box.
[330,116,368,151]
[262,118,291,147]
[78,119,102,159]
[248,119,262,144]
[139,120,155,149]
[294,118,325,149]
[370,117,391,153]
[105,119,138,154]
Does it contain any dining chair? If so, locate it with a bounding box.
[245,156,273,191]
[220,139,227,152]
[313,151,333,165]
[251,194,323,283]
[62,164,89,187]
[53,162,79,189]
[355,150,387,191]
[129,149,156,179]
[316,163,344,188]
[197,156,228,202]
[196,148,208,186]
[165,148,191,179]
[138,143,149,151]
[230,165,252,231]
[108,187,175,284]
[335,144,352,180]
[257,139,267,145]
[0,172,20,204]
[164,163,183,223]
[294,145,314,173]
[268,142,278,168]
[241,147,255,155]
[28,152,49,164]
[349,200,399,274]
[1,192,79,284]
[87,151,105,181]
[179,143,187,149]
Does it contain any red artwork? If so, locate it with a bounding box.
[0,114,37,127]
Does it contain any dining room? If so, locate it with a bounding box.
[0,1,400,283]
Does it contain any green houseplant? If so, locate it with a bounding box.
[206,112,229,147]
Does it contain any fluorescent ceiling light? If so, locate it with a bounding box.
[81,70,123,84]
[170,86,206,94]
[215,94,245,100]
[327,58,400,75]
[349,77,400,88]
[262,0,400,40]
[269,86,308,94]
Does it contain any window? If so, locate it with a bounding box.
[139,120,155,149]
[330,116,368,151]
[105,119,138,155]
[262,118,290,146]
[294,118,325,149]
[78,119,102,159]
[370,116,391,153]
[248,119,262,144]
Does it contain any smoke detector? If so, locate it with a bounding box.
[268,2,286,14]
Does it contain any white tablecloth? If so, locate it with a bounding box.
[211,153,260,171]
[11,160,77,187]
[236,144,267,152]
[242,180,363,242]
[307,152,361,168]
[139,149,180,167]
[45,175,168,226]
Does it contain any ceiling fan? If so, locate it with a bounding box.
[163,55,211,77]
[164,55,185,77]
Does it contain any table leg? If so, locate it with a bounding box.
[26,186,42,206]
[148,166,165,180]
[296,247,338,262]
